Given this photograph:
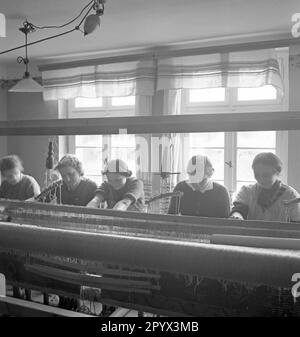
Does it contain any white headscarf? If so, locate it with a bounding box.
[186,155,214,193]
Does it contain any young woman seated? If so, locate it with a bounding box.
[168,155,230,218]
[0,155,40,200]
[87,159,145,212]
[40,154,97,206]
[230,152,300,222]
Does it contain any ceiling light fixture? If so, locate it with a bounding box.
[1,0,106,92]
[9,21,43,92]
[84,0,105,35]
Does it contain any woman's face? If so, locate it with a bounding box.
[106,173,127,190]
[188,166,213,184]
[59,166,81,191]
[253,163,279,189]
[2,168,22,185]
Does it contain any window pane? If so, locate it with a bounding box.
[75,147,102,175]
[236,149,275,181]
[111,96,135,106]
[237,85,277,101]
[189,148,224,180]
[75,135,102,147]
[189,88,225,103]
[237,131,276,148]
[75,97,103,108]
[189,132,224,147]
[111,135,135,148]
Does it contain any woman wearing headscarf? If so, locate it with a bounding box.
[87,158,145,212]
[230,152,300,222]
[168,154,230,218]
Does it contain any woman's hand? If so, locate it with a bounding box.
[113,198,132,211]
[87,197,100,208]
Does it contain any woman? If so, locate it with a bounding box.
[39,154,97,206]
[38,154,98,310]
[0,155,40,301]
[0,155,40,200]
[168,155,230,218]
[87,159,145,212]
[87,158,145,316]
[230,152,300,222]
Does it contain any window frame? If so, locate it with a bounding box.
[68,96,136,118]
[182,130,288,195]
[182,48,289,115]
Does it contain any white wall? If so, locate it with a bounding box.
[0,65,7,166]
[6,92,58,187]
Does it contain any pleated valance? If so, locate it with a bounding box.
[41,48,285,101]
[156,49,284,93]
[42,59,156,101]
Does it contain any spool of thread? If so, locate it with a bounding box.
[46,141,54,170]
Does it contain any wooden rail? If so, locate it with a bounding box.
[1,111,300,135]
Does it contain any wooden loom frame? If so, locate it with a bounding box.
[1,111,300,136]
[1,34,300,315]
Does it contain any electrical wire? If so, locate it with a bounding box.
[30,0,94,29]
[0,0,99,56]
[0,28,77,55]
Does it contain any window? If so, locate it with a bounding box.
[75,135,103,185]
[181,48,288,193]
[110,134,136,176]
[237,85,277,101]
[189,88,226,103]
[111,96,135,106]
[75,97,103,108]
[69,96,135,118]
[183,130,282,196]
[183,49,289,114]
[235,131,276,191]
[67,96,136,184]
[187,133,225,185]
[184,84,285,114]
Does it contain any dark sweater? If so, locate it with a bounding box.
[47,177,97,206]
[168,181,230,218]
[95,177,145,212]
[0,174,40,200]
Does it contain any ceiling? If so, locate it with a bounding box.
[0,0,299,70]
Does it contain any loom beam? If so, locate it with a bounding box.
[0,222,299,289]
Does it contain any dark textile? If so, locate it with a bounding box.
[168,181,230,218]
[47,177,97,206]
[95,177,145,211]
[0,174,40,200]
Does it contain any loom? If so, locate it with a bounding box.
[1,111,300,316]
[0,198,300,317]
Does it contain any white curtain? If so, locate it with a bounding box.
[157,49,284,94]
[42,59,156,101]
[159,90,184,189]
